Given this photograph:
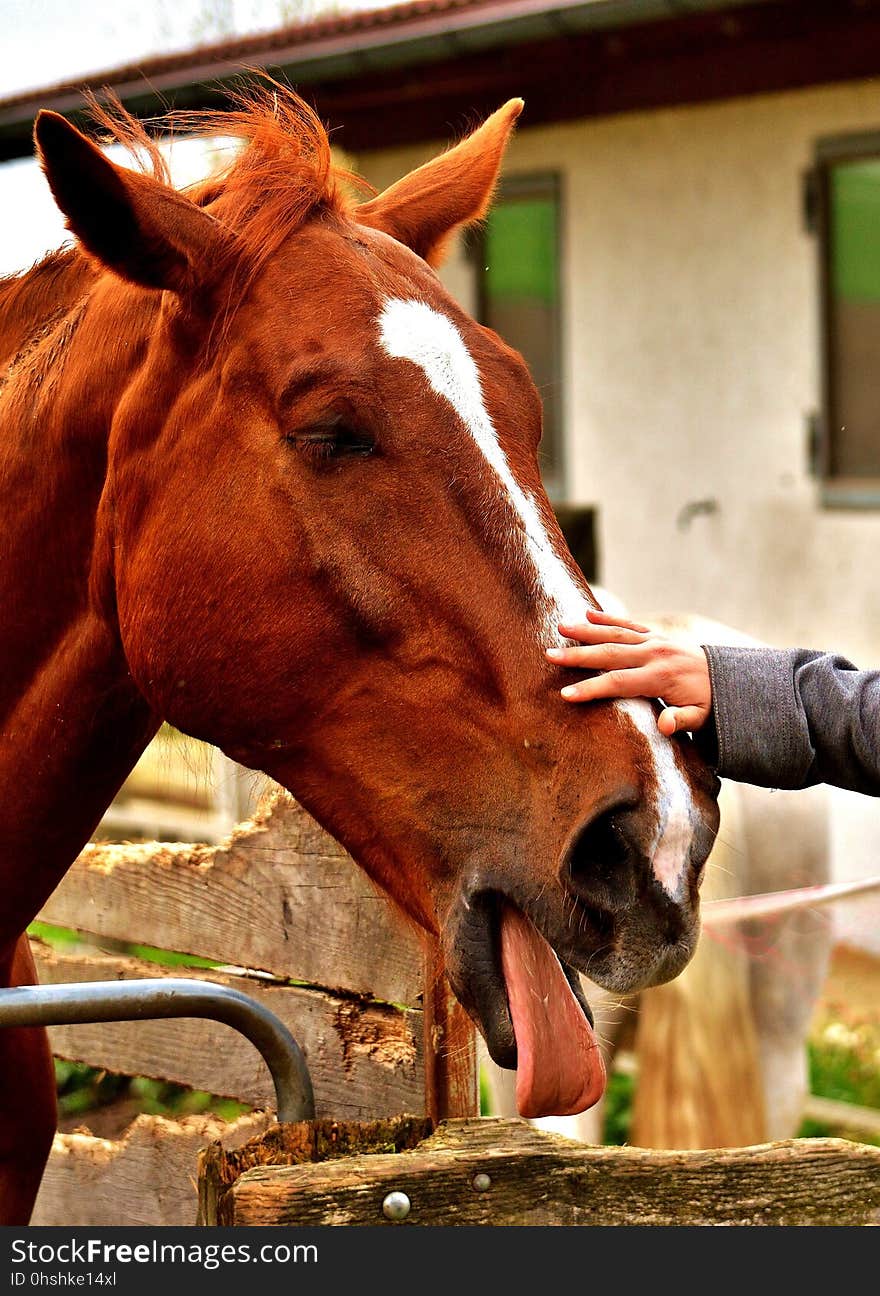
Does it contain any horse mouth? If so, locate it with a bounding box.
[447,892,607,1119]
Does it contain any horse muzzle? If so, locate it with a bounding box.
[440,781,717,1118]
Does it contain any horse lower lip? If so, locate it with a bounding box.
[447,890,518,1068]
[449,890,595,1071]
[484,1005,518,1070]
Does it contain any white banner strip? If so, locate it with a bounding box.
[702,874,880,927]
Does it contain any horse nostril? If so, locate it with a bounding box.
[562,801,640,915]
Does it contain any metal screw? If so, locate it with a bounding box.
[472,1172,491,1192]
[382,1190,411,1221]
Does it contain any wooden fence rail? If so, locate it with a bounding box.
[31,789,478,1227]
[200,1117,880,1227]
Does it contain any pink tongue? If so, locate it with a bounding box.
[500,905,606,1119]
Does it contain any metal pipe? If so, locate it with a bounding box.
[0,977,315,1123]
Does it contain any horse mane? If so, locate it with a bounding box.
[85,77,366,290]
[0,78,368,372]
[3,78,363,312]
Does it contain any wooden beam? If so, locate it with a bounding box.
[37,790,425,1009]
[32,940,425,1119]
[217,1117,880,1226]
[423,941,479,1122]
[34,1111,272,1228]
[198,1114,433,1225]
[322,1,880,152]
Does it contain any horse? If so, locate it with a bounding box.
[0,84,720,1223]
[485,609,833,1148]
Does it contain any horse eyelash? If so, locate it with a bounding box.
[284,430,375,462]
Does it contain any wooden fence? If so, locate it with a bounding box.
[25,763,880,1228]
[31,790,478,1226]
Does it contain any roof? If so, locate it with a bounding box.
[0,2,754,120]
[2,0,879,158]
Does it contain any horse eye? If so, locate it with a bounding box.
[285,424,375,464]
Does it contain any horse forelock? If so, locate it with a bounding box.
[6,79,359,334]
[87,80,361,296]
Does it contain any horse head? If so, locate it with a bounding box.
[34,88,719,1118]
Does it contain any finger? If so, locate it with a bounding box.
[560,667,660,703]
[658,705,707,736]
[547,643,652,672]
[552,622,649,648]
[587,609,651,634]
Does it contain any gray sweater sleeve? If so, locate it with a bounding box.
[696,644,880,795]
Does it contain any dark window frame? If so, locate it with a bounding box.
[811,129,880,508]
[469,171,567,501]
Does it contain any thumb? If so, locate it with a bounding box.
[658,705,706,737]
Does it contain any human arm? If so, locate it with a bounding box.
[548,610,880,795]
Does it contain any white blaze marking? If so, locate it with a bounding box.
[620,700,696,901]
[377,298,694,898]
[378,298,587,638]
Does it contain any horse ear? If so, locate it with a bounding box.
[357,99,523,267]
[34,110,232,294]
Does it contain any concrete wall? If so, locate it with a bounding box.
[355,79,880,951]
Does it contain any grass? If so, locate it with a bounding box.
[807,1019,880,1109]
[795,1012,880,1147]
[601,1072,636,1145]
[29,920,219,969]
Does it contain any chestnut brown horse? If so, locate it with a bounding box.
[0,86,719,1222]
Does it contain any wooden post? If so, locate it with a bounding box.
[423,938,479,1122]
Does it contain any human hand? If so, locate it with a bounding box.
[546,609,713,737]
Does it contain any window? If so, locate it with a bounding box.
[810,134,880,503]
[474,173,565,499]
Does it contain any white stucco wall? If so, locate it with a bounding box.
[356,80,880,951]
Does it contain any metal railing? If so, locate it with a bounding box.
[0,977,315,1123]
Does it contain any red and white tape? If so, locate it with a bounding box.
[702,874,880,927]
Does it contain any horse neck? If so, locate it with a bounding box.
[0,259,160,952]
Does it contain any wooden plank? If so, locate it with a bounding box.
[39,789,425,1007]
[34,1111,272,1227]
[221,1118,880,1227]
[323,2,880,152]
[32,941,425,1120]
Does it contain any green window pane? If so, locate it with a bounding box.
[829,159,880,478]
[482,185,562,493]
[831,161,880,303]
[485,199,558,304]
